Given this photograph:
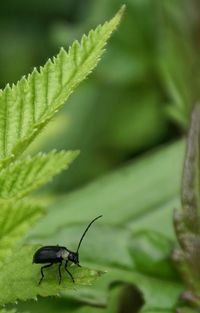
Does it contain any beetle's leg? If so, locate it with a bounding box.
[39,263,53,285]
[64,260,75,283]
[58,261,62,284]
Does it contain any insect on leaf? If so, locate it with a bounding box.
[0,246,104,306]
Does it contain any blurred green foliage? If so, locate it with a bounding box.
[1,0,200,312]
[1,0,199,192]
[22,140,184,312]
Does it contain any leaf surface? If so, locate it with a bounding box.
[0,309,16,313]
[0,6,125,167]
[30,140,184,238]
[0,200,43,266]
[0,246,103,306]
[28,140,185,312]
[0,150,79,199]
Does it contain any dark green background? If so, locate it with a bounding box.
[1,0,198,193]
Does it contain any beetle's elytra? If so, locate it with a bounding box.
[33,215,102,285]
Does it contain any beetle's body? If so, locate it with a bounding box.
[33,215,102,285]
[33,246,69,264]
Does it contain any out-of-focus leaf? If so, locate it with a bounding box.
[128,230,178,279]
[140,308,174,313]
[0,309,16,313]
[103,87,167,152]
[28,140,185,311]
[13,297,83,313]
[176,308,199,313]
[159,1,200,127]
[30,140,184,238]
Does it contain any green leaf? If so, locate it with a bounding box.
[30,140,184,238]
[128,230,178,279]
[159,2,200,128]
[107,282,144,313]
[0,200,43,266]
[0,310,16,313]
[0,150,79,199]
[176,308,199,313]
[13,297,83,313]
[34,223,183,310]
[0,6,125,167]
[0,246,103,306]
[28,140,185,311]
[140,308,174,313]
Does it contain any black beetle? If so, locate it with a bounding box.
[33,215,102,285]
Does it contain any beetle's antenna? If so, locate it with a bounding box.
[76,215,102,253]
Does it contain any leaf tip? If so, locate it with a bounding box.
[92,269,106,277]
[119,4,126,15]
[74,149,80,157]
[113,4,126,26]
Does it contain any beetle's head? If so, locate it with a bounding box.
[68,251,80,266]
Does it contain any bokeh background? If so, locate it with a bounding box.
[2,0,200,312]
[1,0,199,192]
